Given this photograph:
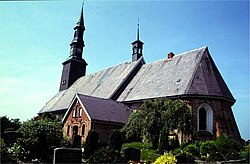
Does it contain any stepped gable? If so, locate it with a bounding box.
[118,46,235,103]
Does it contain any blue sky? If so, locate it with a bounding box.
[0,1,249,140]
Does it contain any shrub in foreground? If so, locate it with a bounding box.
[88,147,124,163]
[153,152,176,164]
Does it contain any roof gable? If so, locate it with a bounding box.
[117,47,207,101]
[117,47,234,102]
[62,94,131,124]
[187,48,235,101]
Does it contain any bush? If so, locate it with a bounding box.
[122,142,160,162]
[207,151,223,162]
[109,130,123,151]
[240,144,250,163]
[83,130,99,159]
[183,144,200,157]
[141,149,160,163]
[1,138,13,163]
[153,152,176,164]
[224,150,241,161]
[200,141,217,156]
[173,148,195,163]
[215,135,241,156]
[89,147,124,163]
[12,119,63,163]
[60,137,72,148]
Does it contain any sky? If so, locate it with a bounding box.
[0,1,249,140]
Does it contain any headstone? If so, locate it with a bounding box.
[72,135,81,148]
[3,131,22,146]
[53,148,82,164]
[123,147,140,162]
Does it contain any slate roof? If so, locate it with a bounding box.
[63,94,131,124]
[117,46,235,102]
[39,46,235,114]
[39,61,138,113]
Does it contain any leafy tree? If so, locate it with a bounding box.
[123,98,192,153]
[109,129,123,151]
[122,111,144,142]
[83,130,99,159]
[10,118,63,162]
[1,116,21,137]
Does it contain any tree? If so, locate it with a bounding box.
[123,98,192,153]
[10,118,63,162]
[109,129,123,151]
[122,111,144,142]
[1,116,21,137]
[83,130,99,159]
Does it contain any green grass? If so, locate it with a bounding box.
[122,142,160,162]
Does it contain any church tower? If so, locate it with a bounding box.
[59,4,87,91]
[132,20,144,61]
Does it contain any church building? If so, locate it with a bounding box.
[39,5,241,143]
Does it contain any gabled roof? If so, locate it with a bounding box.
[62,94,131,124]
[39,46,235,114]
[117,47,235,102]
[39,60,140,113]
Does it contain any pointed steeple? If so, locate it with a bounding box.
[59,3,87,91]
[75,3,85,29]
[132,18,144,61]
[137,18,140,41]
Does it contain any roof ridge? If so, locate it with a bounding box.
[143,46,208,66]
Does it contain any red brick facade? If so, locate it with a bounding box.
[63,99,126,143]
[125,97,241,143]
[63,100,91,143]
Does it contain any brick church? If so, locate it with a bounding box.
[38,5,241,143]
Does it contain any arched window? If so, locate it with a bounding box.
[197,104,213,133]
[199,108,207,130]
[82,124,85,136]
[73,126,78,136]
[67,124,70,136]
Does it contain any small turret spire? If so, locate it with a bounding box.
[131,18,144,62]
[137,18,140,41]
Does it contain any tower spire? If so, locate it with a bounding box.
[59,3,87,91]
[76,2,85,29]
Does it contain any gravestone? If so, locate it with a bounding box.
[123,147,141,162]
[3,131,22,146]
[72,135,81,148]
[53,148,82,164]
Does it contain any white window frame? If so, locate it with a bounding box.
[197,103,213,133]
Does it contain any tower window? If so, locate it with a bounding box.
[62,80,66,85]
